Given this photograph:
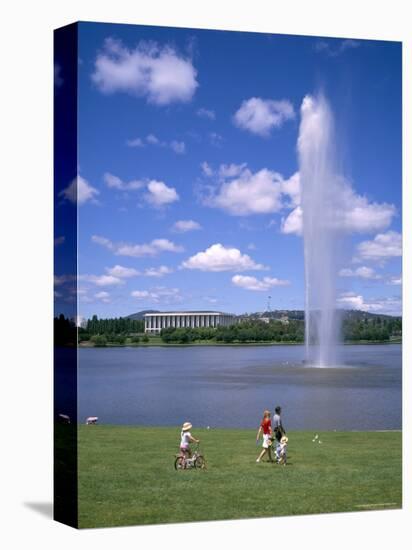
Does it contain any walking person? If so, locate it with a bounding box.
[256,410,273,463]
[273,405,286,463]
[273,406,286,442]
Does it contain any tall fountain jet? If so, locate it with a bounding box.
[299,94,341,366]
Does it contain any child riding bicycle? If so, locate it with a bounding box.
[180,422,200,459]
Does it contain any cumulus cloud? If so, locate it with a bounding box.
[387,275,402,286]
[103,172,179,207]
[354,231,402,263]
[204,165,286,216]
[92,38,198,105]
[144,180,179,206]
[281,179,396,235]
[197,107,215,120]
[127,134,186,154]
[131,286,182,304]
[171,220,202,233]
[92,234,184,257]
[126,137,145,148]
[105,265,140,278]
[144,266,173,277]
[181,243,266,272]
[233,97,295,136]
[59,175,99,205]
[337,291,401,315]
[79,274,124,287]
[104,172,144,191]
[232,274,290,291]
[281,206,303,235]
[94,291,111,303]
[218,163,248,179]
[170,140,186,154]
[201,161,214,177]
[339,266,382,280]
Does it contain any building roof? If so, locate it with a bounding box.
[144,311,233,316]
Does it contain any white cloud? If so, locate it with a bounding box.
[339,266,382,280]
[205,166,285,216]
[201,161,214,177]
[60,175,99,205]
[92,38,198,105]
[80,274,124,287]
[144,266,173,277]
[103,172,144,191]
[387,275,402,286]
[104,173,180,206]
[131,286,182,304]
[172,220,202,233]
[170,140,186,154]
[337,291,401,315]
[146,133,160,144]
[218,163,248,179]
[130,290,151,299]
[92,235,184,257]
[197,107,215,120]
[233,97,295,136]
[354,231,402,263]
[144,180,179,206]
[232,274,290,291]
[181,243,266,272]
[105,265,140,278]
[127,134,186,154]
[281,206,302,235]
[126,137,145,147]
[94,291,111,303]
[281,180,396,236]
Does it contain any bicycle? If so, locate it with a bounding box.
[174,443,206,470]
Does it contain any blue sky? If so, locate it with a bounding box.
[54,22,402,319]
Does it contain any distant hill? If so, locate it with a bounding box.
[126,310,159,321]
[240,309,401,321]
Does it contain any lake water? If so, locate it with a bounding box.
[76,344,402,430]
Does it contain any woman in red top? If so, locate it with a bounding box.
[256,410,273,463]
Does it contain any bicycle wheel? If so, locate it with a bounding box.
[195,455,206,469]
[174,456,185,470]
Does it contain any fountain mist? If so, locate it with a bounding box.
[298,94,341,366]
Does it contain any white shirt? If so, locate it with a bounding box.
[180,431,191,447]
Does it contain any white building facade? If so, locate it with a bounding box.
[144,311,235,333]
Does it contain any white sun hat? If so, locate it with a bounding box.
[182,422,192,431]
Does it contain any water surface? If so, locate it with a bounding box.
[76,344,401,430]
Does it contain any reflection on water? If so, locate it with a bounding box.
[76,344,401,430]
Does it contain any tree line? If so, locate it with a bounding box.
[54,313,402,347]
[161,320,305,344]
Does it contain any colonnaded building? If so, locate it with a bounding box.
[144,311,236,334]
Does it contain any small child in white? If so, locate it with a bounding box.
[179,421,200,459]
[276,435,288,465]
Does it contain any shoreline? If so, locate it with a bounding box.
[78,339,402,349]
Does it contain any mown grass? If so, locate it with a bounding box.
[77,426,401,528]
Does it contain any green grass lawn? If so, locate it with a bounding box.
[77,426,402,528]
